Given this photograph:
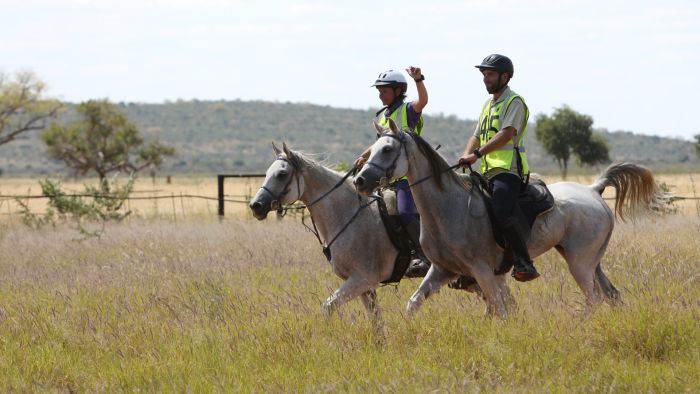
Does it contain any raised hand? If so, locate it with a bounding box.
[406,66,423,81]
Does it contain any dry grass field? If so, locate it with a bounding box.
[0,172,698,391]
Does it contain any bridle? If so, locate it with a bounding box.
[367,131,409,186]
[258,154,375,262]
[367,130,464,189]
[259,154,361,215]
[258,156,302,215]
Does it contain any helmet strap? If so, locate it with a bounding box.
[493,73,509,95]
[391,87,406,106]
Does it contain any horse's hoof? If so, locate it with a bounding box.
[404,259,430,278]
[406,302,419,317]
[511,270,540,282]
[321,303,334,317]
[511,264,540,282]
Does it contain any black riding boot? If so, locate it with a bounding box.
[402,220,431,278]
[502,218,540,282]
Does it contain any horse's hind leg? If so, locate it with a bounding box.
[595,264,621,306]
[592,231,621,305]
[406,264,458,316]
[556,244,604,307]
[322,276,373,316]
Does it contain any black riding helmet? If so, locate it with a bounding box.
[475,54,514,78]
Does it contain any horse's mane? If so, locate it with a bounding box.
[287,150,344,179]
[406,131,464,191]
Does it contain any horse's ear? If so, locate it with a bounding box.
[373,120,384,137]
[272,142,282,156]
[282,142,292,158]
[387,118,399,135]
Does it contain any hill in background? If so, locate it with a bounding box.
[0,100,697,176]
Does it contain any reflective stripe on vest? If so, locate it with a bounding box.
[477,90,529,175]
[378,102,424,136]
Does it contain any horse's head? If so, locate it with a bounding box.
[249,142,305,220]
[354,118,409,196]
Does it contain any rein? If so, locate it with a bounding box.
[260,156,357,216]
[406,162,463,188]
[302,193,379,261]
[305,165,358,209]
[260,155,370,261]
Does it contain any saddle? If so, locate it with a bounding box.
[470,173,555,249]
[375,189,415,284]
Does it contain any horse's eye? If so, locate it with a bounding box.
[382,146,392,153]
[277,171,288,178]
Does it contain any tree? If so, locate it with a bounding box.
[695,134,700,158]
[0,71,62,146]
[535,105,610,178]
[43,100,175,181]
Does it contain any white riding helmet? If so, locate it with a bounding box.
[371,70,408,88]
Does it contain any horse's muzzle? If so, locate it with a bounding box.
[354,168,381,195]
[249,195,272,220]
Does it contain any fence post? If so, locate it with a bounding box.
[218,175,225,217]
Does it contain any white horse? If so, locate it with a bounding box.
[354,121,661,317]
[249,143,406,327]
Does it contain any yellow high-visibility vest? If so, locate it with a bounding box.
[378,102,424,135]
[477,90,529,175]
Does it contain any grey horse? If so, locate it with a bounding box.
[249,143,406,326]
[354,120,661,317]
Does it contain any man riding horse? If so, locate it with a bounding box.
[458,54,540,282]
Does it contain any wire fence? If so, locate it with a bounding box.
[0,192,310,221]
[2,171,699,220]
[1,192,699,220]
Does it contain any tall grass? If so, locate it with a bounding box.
[0,214,698,392]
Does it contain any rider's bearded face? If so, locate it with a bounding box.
[482,69,509,94]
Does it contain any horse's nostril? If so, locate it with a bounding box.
[355,176,365,187]
[251,201,262,210]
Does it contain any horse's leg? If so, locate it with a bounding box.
[591,231,622,306]
[595,265,621,306]
[555,244,603,307]
[321,276,373,316]
[495,274,517,312]
[360,289,381,321]
[471,262,509,318]
[360,289,385,337]
[406,264,458,316]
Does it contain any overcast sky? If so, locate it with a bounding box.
[2,0,698,139]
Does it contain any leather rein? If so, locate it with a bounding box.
[258,156,377,262]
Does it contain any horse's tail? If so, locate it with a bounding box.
[589,162,660,221]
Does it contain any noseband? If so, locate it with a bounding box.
[259,156,301,214]
[366,131,409,185]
